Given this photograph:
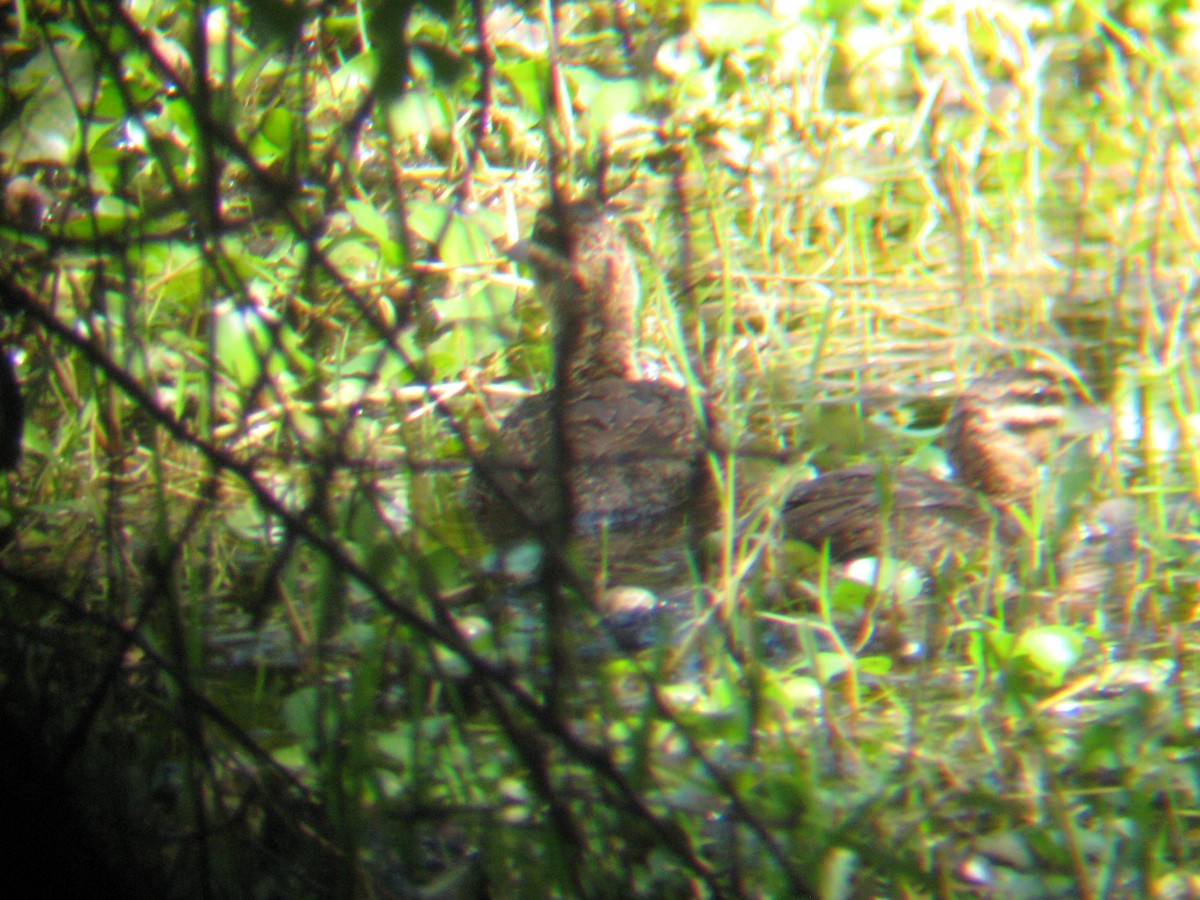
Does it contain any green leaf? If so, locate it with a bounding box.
[2,40,95,165]
[376,717,453,763]
[245,0,309,46]
[570,70,644,138]
[61,197,141,239]
[282,686,322,747]
[408,203,506,268]
[259,106,296,149]
[1012,626,1086,687]
[438,214,496,268]
[326,235,382,275]
[387,87,451,138]
[213,303,310,389]
[828,576,871,611]
[249,107,297,167]
[694,3,781,54]
[214,304,269,388]
[406,199,452,243]
[346,199,403,267]
[502,58,550,119]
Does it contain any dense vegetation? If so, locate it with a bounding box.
[1,0,1198,896]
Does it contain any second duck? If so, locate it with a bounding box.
[782,368,1074,574]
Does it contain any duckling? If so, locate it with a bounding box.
[471,200,714,588]
[782,368,1072,573]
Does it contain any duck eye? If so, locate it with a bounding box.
[1023,384,1062,406]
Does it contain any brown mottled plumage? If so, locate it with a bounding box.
[783,369,1070,572]
[471,201,712,584]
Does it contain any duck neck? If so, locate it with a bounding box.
[553,306,640,390]
[551,262,641,390]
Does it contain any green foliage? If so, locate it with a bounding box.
[0,0,1198,896]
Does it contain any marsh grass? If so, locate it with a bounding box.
[0,1,1198,897]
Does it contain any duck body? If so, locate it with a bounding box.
[782,463,1003,572]
[473,376,708,540]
